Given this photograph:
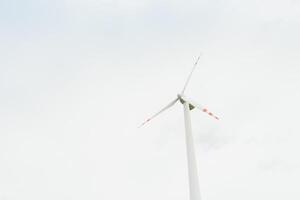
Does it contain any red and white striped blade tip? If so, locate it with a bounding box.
[202,108,220,120]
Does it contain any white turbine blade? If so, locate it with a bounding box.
[139,98,179,127]
[181,96,220,120]
[181,54,202,95]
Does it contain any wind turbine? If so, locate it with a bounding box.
[140,55,219,200]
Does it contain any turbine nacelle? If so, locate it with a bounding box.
[177,94,196,110]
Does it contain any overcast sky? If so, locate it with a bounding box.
[1,0,300,199]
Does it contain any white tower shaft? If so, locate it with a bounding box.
[183,102,201,200]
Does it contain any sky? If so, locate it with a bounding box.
[0,0,300,199]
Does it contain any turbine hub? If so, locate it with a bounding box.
[177,94,185,104]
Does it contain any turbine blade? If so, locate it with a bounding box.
[181,54,202,95]
[181,96,220,120]
[139,98,179,127]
